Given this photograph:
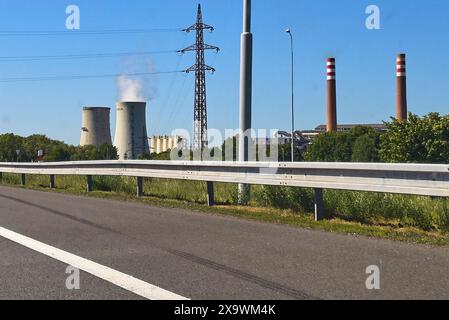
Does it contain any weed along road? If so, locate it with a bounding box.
[0,185,448,300]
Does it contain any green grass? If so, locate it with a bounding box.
[1,173,448,246]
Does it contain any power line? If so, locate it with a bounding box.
[0,50,178,62]
[0,28,183,36]
[0,71,183,83]
[154,54,184,134]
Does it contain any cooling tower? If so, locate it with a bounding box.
[114,102,149,160]
[396,54,408,121]
[80,107,112,147]
[326,58,337,132]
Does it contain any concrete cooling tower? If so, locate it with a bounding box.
[114,102,149,160]
[80,107,112,147]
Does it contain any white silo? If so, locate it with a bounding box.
[162,136,169,152]
[80,107,112,147]
[150,136,157,154]
[156,136,163,154]
[168,137,175,150]
[114,102,149,160]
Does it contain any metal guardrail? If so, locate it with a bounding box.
[1,160,449,220]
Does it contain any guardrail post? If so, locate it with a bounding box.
[21,174,26,187]
[50,175,55,189]
[314,188,325,221]
[86,175,93,192]
[207,181,215,206]
[137,177,144,197]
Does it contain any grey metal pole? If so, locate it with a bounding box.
[207,181,215,206]
[50,175,55,189]
[137,177,144,197]
[86,175,93,192]
[238,0,253,204]
[314,188,325,221]
[286,29,295,162]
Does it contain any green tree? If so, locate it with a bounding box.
[0,134,24,162]
[222,136,238,161]
[151,150,171,160]
[305,126,381,162]
[351,134,380,162]
[45,144,72,162]
[277,143,303,162]
[380,113,449,163]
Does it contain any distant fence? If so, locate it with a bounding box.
[1,160,449,220]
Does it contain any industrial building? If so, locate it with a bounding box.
[79,107,112,147]
[114,102,150,160]
[314,124,387,133]
[150,136,186,154]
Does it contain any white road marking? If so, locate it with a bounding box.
[0,226,189,300]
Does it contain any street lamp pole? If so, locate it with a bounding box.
[286,28,295,162]
[238,0,253,204]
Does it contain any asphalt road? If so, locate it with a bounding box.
[0,185,448,300]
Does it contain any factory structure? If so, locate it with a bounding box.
[150,136,186,155]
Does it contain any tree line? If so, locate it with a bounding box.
[2,112,448,164]
[0,134,118,162]
[306,112,449,164]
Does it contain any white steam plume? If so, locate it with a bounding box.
[117,76,145,102]
[116,56,157,102]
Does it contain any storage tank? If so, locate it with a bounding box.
[150,137,157,154]
[114,102,149,160]
[80,107,112,147]
[168,137,175,150]
[156,136,163,154]
[162,136,169,152]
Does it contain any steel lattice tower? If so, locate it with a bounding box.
[179,4,219,152]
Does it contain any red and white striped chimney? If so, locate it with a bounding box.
[396,53,408,121]
[326,58,337,132]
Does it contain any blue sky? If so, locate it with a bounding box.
[0,0,448,145]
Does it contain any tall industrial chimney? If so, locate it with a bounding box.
[114,102,149,160]
[396,53,408,121]
[326,58,337,132]
[80,107,112,147]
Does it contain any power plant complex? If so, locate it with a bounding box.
[75,4,412,157]
[78,53,410,157]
